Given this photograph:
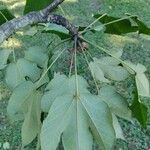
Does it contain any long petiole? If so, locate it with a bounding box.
[78,41,99,94]
[74,37,79,96]
[68,51,75,77]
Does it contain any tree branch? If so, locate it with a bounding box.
[48,14,78,37]
[0,0,78,44]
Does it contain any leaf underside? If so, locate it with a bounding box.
[40,74,133,150]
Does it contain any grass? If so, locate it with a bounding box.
[0,0,150,150]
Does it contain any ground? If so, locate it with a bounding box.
[0,0,150,150]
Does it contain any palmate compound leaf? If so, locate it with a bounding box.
[124,61,150,97]
[40,74,116,150]
[24,46,48,68]
[0,49,12,70]
[5,58,41,89]
[89,57,129,82]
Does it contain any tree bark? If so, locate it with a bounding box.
[0,0,78,44]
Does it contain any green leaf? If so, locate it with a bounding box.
[24,0,53,14]
[41,73,68,112]
[22,92,42,147]
[136,73,150,97]
[98,85,131,140]
[129,15,150,35]
[94,14,137,34]
[96,57,129,81]
[130,87,148,128]
[43,23,69,35]
[99,85,131,120]
[41,73,89,112]
[35,72,50,88]
[81,94,115,150]
[124,61,146,74]
[0,49,11,70]
[7,81,35,120]
[62,100,93,150]
[89,62,110,83]
[110,48,123,58]
[90,57,129,82]
[0,6,15,25]
[5,58,41,89]
[24,46,48,68]
[94,14,150,35]
[42,23,70,39]
[93,25,105,31]
[41,95,75,150]
[96,57,120,65]
[41,75,116,150]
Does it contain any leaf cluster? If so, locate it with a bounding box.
[0,0,150,150]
